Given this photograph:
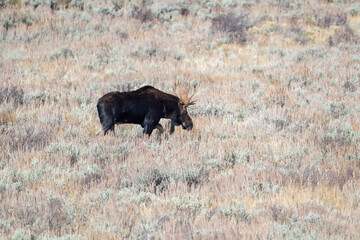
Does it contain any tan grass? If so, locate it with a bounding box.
[1,1,360,239]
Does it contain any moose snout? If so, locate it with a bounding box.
[182,120,193,131]
[179,112,193,131]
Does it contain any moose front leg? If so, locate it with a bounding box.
[154,124,164,134]
[143,117,161,136]
[170,120,177,135]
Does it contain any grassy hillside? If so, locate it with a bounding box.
[1,0,360,239]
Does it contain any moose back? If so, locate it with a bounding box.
[96,85,194,136]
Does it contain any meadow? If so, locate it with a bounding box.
[1,0,360,239]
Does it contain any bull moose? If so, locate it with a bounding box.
[96,85,195,136]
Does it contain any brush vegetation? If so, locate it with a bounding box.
[1,0,360,239]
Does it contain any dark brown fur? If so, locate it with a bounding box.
[96,86,193,136]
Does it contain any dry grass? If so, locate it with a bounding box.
[1,0,360,239]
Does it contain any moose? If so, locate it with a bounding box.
[96,85,195,136]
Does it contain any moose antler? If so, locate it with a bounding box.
[173,82,196,107]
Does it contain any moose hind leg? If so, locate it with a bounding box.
[97,105,115,136]
[143,124,155,136]
[103,124,115,135]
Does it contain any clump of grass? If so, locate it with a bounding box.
[326,168,353,190]
[11,228,29,240]
[69,0,84,11]
[2,10,20,31]
[150,168,171,193]
[346,4,360,17]
[115,29,129,39]
[0,86,24,107]
[270,204,294,224]
[0,111,16,126]
[302,165,321,187]
[329,25,359,46]
[22,0,43,9]
[0,167,25,193]
[180,167,209,188]
[112,0,124,12]
[329,101,347,119]
[210,201,252,223]
[78,162,104,187]
[20,9,38,28]
[131,5,153,23]
[315,120,357,157]
[286,24,311,45]
[46,141,81,165]
[136,168,171,193]
[2,126,52,152]
[150,2,179,22]
[50,0,83,11]
[96,6,116,17]
[50,47,75,60]
[313,7,347,28]
[23,90,51,104]
[45,195,74,236]
[211,12,252,43]
[1,0,21,8]
[343,76,358,92]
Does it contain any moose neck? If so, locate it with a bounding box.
[163,97,179,119]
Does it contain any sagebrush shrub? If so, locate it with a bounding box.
[20,10,37,27]
[2,127,52,152]
[331,25,359,45]
[50,47,75,60]
[70,0,84,10]
[313,7,347,28]
[112,0,124,12]
[287,25,311,45]
[132,7,153,23]
[211,12,252,43]
[2,11,20,30]
[0,86,24,106]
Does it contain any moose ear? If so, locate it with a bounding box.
[179,100,185,106]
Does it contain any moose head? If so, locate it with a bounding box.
[171,83,196,132]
